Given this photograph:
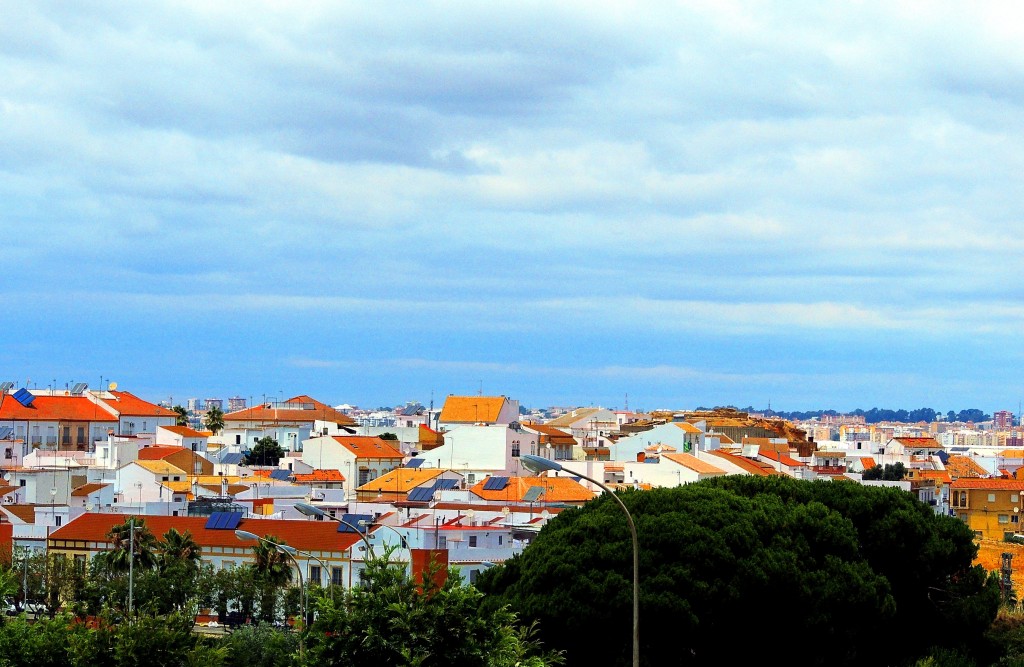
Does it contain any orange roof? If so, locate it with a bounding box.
[71,483,109,497]
[760,450,807,467]
[950,478,1024,490]
[0,505,36,523]
[357,468,442,493]
[892,437,942,449]
[945,454,990,479]
[707,449,783,476]
[438,396,508,423]
[1000,450,1024,458]
[49,513,363,553]
[159,425,207,438]
[545,408,604,427]
[330,435,403,460]
[917,470,953,484]
[470,475,595,503]
[0,485,19,497]
[662,452,727,475]
[293,470,345,483]
[224,395,355,426]
[0,394,117,422]
[522,423,576,444]
[105,391,177,417]
[138,446,188,461]
[858,457,877,470]
[672,422,702,434]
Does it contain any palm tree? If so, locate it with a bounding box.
[171,405,189,427]
[251,535,293,587]
[203,405,225,434]
[159,527,201,571]
[100,516,158,573]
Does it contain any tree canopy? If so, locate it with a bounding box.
[477,475,1000,667]
[203,405,225,434]
[245,436,285,467]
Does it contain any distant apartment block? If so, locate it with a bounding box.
[994,410,1015,430]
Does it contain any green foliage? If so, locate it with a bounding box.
[478,475,1000,667]
[245,436,285,467]
[379,432,399,441]
[218,621,299,667]
[171,405,189,427]
[203,406,225,435]
[96,517,159,575]
[301,551,563,667]
[863,462,908,481]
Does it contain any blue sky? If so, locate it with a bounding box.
[3,2,1024,414]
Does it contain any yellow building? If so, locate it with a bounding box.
[950,478,1024,540]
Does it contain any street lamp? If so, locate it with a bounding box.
[235,530,306,652]
[520,453,640,667]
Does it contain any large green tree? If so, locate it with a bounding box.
[478,475,1000,667]
[302,551,563,666]
[245,436,285,467]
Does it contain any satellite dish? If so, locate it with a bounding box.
[85,503,94,511]
[1015,507,1019,514]
[108,382,118,391]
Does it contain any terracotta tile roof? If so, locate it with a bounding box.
[759,450,807,467]
[49,513,363,553]
[917,470,952,484]
[945,454,990,479]
[192,475,243,485]
[858,457,877,470]
[662,452,727,475]
[138,446,188,461]
[0,485,19,497]
[1000,450,1024,458]
[293,469,345,483]
[0,394,117,422]
[0,505,36,523]
[197,483,248,496]
[357,468,442,493]
[104,391,177,417]
[134,460,188,476]
[438,396,508,423]
[224,395,356,426]
[892,437,942,449]
[672,422,702,434]
[522,423,576,444]
[160,481,195,498]
[706,449,783,476]
[71,483,109,497]
[159,425,207,438]
[331,436,403,460]
[470,475,594,502]
[950,478,1024,490]
[713,433,736,444]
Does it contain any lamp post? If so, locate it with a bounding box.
[234,530,305,653]
[127,516,143,618]
[520,453,639,667]
[294,502,375,556]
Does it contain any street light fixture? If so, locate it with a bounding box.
[234,529,306,653]
[520,453,640,667]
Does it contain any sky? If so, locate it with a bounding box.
[3,1,1024,415]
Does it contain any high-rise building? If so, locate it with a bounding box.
[994,410,1015,429]
[205,398,223,411]
[187,397,202,412]
[227,396,247,412]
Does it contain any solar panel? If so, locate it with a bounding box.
[70,382,88,395]
[405,458,424,468]
[337,513,373,533]
[12,388,34,407]
[0,426,14,440]
[483,476,508,491]
[222,512,242,530]
[0,382,13,393]
[269,469,292,480]
[204,512,225,529]
[522,486,545,502]
[433,478,458,490]
[408,487,434,502]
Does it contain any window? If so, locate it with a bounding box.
[989,494,997,503]
[18,479,25,487]
[331,567,343,586]
[310,565,322,586]
[1013,494,1020,503]
[162,476,169,481]
[498,535,503,545]
[235,435,241,445]
[55,515,62,526]
[74,555,86,572]
[469,535,477,548]
[999,514,1010,524]
[359,468,370,486]
[511,440,520,458]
